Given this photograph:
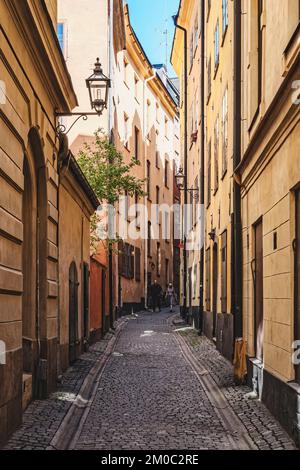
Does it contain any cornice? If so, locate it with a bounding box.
[4,0,77,113]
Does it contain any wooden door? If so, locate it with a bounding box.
[101,269,106,334]
[83,263,89,341]
[213,243,218,338]
[254,220,264,361]
[295,191,300,382]
[69,262,79,364]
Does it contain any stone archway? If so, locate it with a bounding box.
[22,128,48,403]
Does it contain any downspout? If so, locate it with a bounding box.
[233,0,243,339]
[108,0,114,327]
[173,15,188,320]
[143,70,156,310]
[199,0,205,334]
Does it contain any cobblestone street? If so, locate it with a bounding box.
[3,310,296,451]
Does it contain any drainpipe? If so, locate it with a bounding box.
[199,0,205,334]
[173,15,188,320]
[233,0,243,339]
[108,0,114,328]
[143,70,156,310]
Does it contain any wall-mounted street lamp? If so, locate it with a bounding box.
[56,58,111,136]
[175,166,199,200]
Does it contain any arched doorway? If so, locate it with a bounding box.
[22,156,37,375]
[69,262,79,364]
[22,127,48,400]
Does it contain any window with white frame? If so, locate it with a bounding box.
[222,0,228,36]
[214,20,220,70]
[222,87,228,175]
[124,113,129,147]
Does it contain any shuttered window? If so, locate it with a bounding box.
[119,241,134,279]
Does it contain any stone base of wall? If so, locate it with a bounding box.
[0,349,22,447]
[202,311,234,362]
[215,313,234,362]
[247,357,300,447]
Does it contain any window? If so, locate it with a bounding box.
[124,190,129,220]
[156,150,160,168]
[190,33,194,68]
[146,99,151,135]
[221,231,227,313]
[165,158,169,187]
[165,259,169,284]
[205,247,211,311]
[222,87,228,176]
[207,0,211,21]
[147,221,152,256]
[194,13,199,53]
[248,0,263,126]
[135,192,140,228]
[147,160,151,197]
[214,20,220,71]
[163,211,170,241]
[124,113,129,147]
[193,264,197,299]
[134,126,139,160]
[57,22,66,57]
[164,117,169,139]
[222,0,228,36]
[214,117,219,193]
[156,102,160,123]
[207,140,211,206]
[119,242,134,279]
[207,56,212,102]
[134,75,140,101]
[156,186,160,224]
[124,57,129,85]
[135,247,141,282]
[157,243,161,276]
[194,176,199,225]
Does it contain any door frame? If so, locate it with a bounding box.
[294,190,300,382]
[253,218,264,362]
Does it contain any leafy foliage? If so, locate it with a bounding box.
[77,130,146,205]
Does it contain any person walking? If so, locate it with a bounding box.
[150,280,162,312]
[166,282,176,313]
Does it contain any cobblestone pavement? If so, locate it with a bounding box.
[3,310,296,450]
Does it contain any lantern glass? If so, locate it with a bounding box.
[86,58,110,115]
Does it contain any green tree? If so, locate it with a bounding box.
[77,130,146,252]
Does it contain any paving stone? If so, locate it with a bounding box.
[3,310,297,450]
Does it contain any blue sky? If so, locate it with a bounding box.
[126,0,180,77]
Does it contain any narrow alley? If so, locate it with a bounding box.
[4,310,295,451]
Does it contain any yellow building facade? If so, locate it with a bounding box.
[0,0,97,444]
[171,0,239,359]
[237,0,300,444]
[112,5,179,313]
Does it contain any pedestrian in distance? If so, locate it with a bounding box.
[150,279,162,312]
[166,282,176,313]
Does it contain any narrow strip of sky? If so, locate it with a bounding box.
[126,0,180,77]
